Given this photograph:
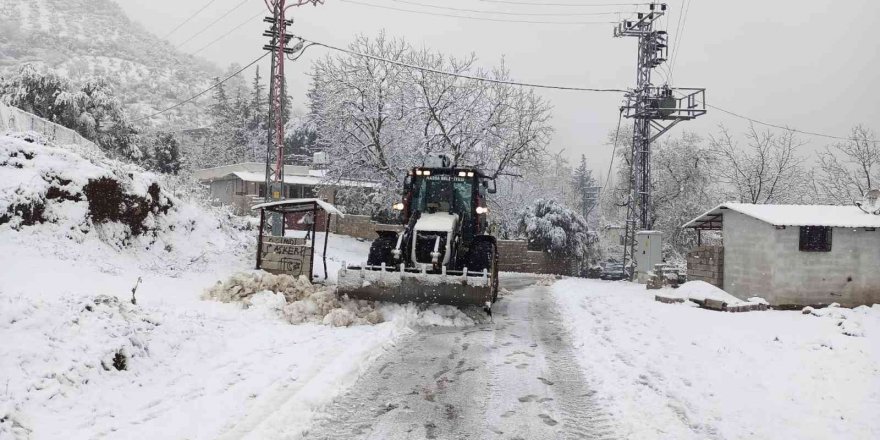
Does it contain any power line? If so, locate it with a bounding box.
[295,35,628,92]
[174,0,250,48]
[389,0,633,16]
[477,0,648,6]
[601,109,625,197]
[190,10,266,55]
[669,0,690,80]
[338,0,618,24]
[131,52,269,124]
[162,0,221,38]
[706,104,876,143]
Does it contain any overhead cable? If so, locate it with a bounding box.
[175,0,250,48]
[162,0,221,38]
[131,52,269,123]
[477,0,648,6]
[707,104,875,143]
[190,10,266,55]
[296,35,627,92]
[338,0,618,24]
[389,0,632,16]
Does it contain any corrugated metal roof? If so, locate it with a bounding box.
[684,203,880,229]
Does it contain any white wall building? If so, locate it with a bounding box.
[684,203,880,307]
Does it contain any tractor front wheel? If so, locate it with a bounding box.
[468,240,499,303]
[367,234,398,267]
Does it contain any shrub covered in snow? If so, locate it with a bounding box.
[517,199,597,259]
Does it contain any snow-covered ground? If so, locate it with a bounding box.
[0,133,473,439]
[553,278,880,440]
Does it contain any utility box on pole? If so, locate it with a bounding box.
[634,230,662,283]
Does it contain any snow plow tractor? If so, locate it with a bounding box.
[337,155,499,311]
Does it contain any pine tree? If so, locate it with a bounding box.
[148,132,181,174]
[571,155,597,219]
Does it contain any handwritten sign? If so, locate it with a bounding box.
[259,236,312,277]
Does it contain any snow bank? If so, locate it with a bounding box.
[553,278,880,439]
[661,280,767,306]
[0,132,253,273]
[0,293,157,438]
[802,303,880,337]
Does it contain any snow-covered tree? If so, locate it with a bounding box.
[308,33,552,206]
[816,125,880,204]
[144,132,181,175]
[0,65,142,160]
[571,154,598,221]
[517,199,596,261]
[709,125,810,204]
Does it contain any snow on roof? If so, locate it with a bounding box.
[231,171,322,186]
[215,171,376,188]
[250,198,344,217]
[684,202,880,229]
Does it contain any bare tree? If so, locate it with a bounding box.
[650,132,719,257]
[308,33,552,210]
[308,33,417,191]
[815,125,880,204]
[709,125,809,204]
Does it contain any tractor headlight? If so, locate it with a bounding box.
[466,171,474,177]
[415,170,423,176]
[392,202,405,211]
[423,170,431,176]
[457,171,467,177]
[476,206,489,215]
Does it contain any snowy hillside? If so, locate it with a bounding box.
[0,0,217,130]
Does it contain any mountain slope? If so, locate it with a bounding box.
[0,0,218,130]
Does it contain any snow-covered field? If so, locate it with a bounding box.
[554,278,880,440]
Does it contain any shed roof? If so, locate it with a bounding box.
[212,171,377,188]
[251,198,344,217]
[683,203,880,229]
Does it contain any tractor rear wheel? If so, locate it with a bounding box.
[367,234,398,267]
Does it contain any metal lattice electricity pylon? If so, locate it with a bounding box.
[613,2,706,277]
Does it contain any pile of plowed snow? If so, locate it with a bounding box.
[0,131,252,271]
[203,271,383,327]
[203,271,484,328]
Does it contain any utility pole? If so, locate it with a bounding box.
[262,0,323,234]
[613,2,706,278]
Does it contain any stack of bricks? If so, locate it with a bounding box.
[687,245,724,288]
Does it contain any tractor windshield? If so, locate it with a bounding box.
[412,175,473,219]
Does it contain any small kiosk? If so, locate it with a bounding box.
[251,198,344,281]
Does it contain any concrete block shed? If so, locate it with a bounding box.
[683,203,880,307]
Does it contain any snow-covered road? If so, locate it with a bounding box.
[298,274,615,440]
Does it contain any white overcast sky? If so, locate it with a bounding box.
[118,0,880,177]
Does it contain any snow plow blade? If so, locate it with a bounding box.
[337,264,494,307]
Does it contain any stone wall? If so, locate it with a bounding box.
[687,246,724,288]
[332,214,402,240]
[497,240,576,276]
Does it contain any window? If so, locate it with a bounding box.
[799,226,832,252]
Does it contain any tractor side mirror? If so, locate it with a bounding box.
[403,174,412,194]
[487,179,497,194]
